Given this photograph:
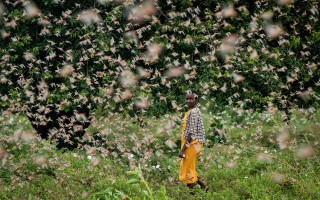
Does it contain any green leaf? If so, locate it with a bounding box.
[126,178,139,184]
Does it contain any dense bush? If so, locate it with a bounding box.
[0,0,319,148]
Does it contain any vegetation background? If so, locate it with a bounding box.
[0,0,319,199]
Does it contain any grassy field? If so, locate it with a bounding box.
[0,107,319,199]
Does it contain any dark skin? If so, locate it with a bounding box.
[178,93,208,192]
[178,93,196,159]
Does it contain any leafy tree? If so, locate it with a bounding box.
[0,0,319,148]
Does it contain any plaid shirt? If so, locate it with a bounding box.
[184,107,206,144]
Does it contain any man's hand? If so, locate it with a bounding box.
[178,151,185,158]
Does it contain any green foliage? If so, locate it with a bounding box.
[0,0,319,149]
[290,35,301,48]
[126,165,173,200]
[1,108,320,199]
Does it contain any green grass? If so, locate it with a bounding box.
[1,108,320,199]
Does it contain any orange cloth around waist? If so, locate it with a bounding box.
[179,110,203,184]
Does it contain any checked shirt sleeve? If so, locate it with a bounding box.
[184,107,206,144]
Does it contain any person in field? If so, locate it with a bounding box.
[178,90,208,192]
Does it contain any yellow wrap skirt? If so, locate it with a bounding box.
[179,110,203,184]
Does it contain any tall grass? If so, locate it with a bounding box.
[0,107,319,199]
